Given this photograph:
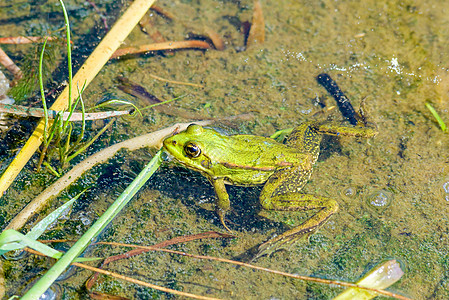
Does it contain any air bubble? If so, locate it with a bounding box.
[39,287,57,300]
[342,187,356,198]
[366,190,392,209]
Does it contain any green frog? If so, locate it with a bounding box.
[163,121,377,256]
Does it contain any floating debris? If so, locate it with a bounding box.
[0,103,132,121]
[316,73,358,125]
[139,13,169,45]
[111,40,212,59]
[0,46,22,81]
[204,27,226,51]
[0,70,14,131]
[246,0,265,48]
[0,36,60,44]
[334,260,405,300]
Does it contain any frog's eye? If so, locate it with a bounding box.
[184,142,201,158]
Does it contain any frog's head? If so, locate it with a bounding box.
[163,124,215,175]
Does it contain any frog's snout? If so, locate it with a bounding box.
[163,137,176,148]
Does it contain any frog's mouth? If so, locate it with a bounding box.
[162,146,204,172]
[161,148,175,162]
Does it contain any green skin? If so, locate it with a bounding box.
[163,121,377,256]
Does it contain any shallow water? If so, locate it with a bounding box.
[1,0,448,299]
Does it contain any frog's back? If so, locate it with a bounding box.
[206,134,311,186]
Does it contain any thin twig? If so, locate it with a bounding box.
[149,73,204,88]
[0,103,131,121]
[97,242,411,300]
[150,5,176,20]
[0,46,22,80]
[0,36,60,44]
[111,40,211,59]
[23,248,220,300]
[139,14,168,44]
[74,261,221,300]
[86,231,234,289]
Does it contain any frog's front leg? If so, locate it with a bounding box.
[310,121,378,138]
[210,177,233,233]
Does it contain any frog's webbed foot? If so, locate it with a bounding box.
[254,231,312,260]
[258,180,339,259]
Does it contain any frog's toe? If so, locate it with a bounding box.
[223,222,233,234]
[218,212,234,233]
[255,232,312,259]
[254,238,289,259]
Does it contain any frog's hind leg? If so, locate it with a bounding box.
[257,166,338,258]
[258,193,338,257]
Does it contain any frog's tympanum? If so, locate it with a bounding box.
[163,121,377,256]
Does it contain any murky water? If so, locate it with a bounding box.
[1,0,448,299]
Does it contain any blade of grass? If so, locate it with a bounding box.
[0,230,101,263]
[425,102,447,132]
[0,191,82,255]
[0,0,158,197]
[90,99,142,117]
[65,117,115,163]
[21,150,163,299]
[39,37,49,146]
[65,85,87,157]
[60,0,72,113]
[0,230,62,258]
